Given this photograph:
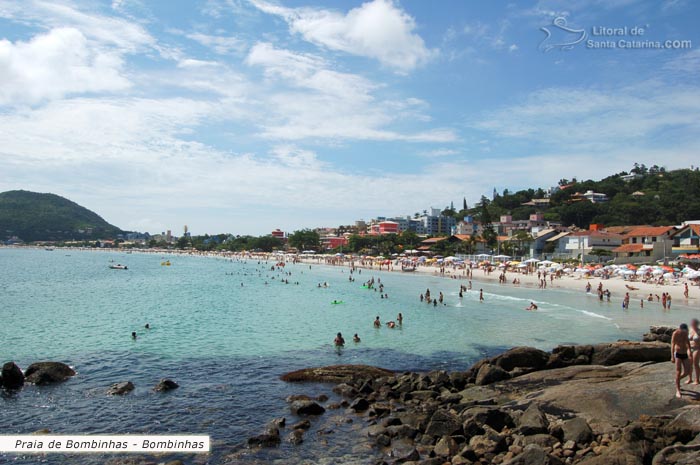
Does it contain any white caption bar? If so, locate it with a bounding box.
[0,435,210,453]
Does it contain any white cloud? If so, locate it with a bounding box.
[472,83,700,151]
[420,148,460,157]
[245,42,456,142]
[186,32,246,55]
[0,0,155,53]
[0,27,131,105]
[249,0,435,73]
[508,44,518,52]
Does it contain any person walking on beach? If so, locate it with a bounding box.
[479,289,484,302]
[684,283,689,299]
[671,323,692,398]
[334,332,345,347]
[689,319,700,385]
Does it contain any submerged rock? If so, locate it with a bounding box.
[290,400,325,415]
[107,381,134,395]
[24,361,75,385]
[280,364,393,383]
[153,379,179,392]
[1,361,24,389]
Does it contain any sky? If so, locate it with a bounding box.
[1,0,699,235]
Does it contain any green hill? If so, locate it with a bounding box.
[0,190,123,242]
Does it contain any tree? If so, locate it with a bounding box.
[463,197,468,210]
[288,229,321,251]
[176,236,190,249]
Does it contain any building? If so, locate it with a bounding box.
[271,229,286,239]
[454,216,479,236]
[321,236,349,250]
[612,226,676,263]
[557,230,623,258]
[670,223,700,256]
[415,208,456,236]
[369,221,400,235]
[571,190,609,203]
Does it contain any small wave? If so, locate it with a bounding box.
[579,310,612,321]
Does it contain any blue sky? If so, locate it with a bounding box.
[1,0,699,235]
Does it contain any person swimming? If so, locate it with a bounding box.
[131,331,137,340]
[526,302,538,311]
[353,333,361,343]
[145,323,150,329]
[386,321,396,328]
[334,332,345,347]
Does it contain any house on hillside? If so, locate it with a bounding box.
[612,226,676,263]
[671,224,700,256]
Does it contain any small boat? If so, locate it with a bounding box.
[161,260,171,266]
[45,247,54,251]
[109,264,128,270]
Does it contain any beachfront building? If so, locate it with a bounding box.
[529,228,560,257]
[556,230,623,260]
[369,221,400,235]
[670,223,700,256]
[415,208,456,236]
[611,226,676,263]
[321,235,349,250]
[453,216,479,236]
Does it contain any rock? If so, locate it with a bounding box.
[521,434,558,449]
[462,406,514,433]
[286,394,313,402]
[287,429,304,445]
[434,435,459,457]
[153,379,179,392]
[590,342,669,366]
[291,419,310,430]
[561,417,593,444]
[269,417,286,428]
[332,383,359,398]
[350,397,370,412]
[492,347,550,373]
[425,409,462,437]
[665,406,700,442]
[642,326,674,344]
[518,403,549,435]
[468,427,507,457]
[280,364,393,382]
[1,362,24,389]
[502,444,564,465]
[475,364,510,386]
[248,427,280,447]
[386,424,418,440]
[107,381,134,395]
[390,443,420,462]
[24,362,75,385]
[652,444,700,465]
[290,400,325,415]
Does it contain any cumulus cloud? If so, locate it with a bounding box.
[185,32,246,55]
[249,0,435,73]
[0,28,131,105]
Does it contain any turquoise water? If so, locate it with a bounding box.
[0,248,695,464]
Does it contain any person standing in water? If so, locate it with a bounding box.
[397,313,403,325]
[671,323,692,398]
[479,289,484,301]
[374,316,381,327]
[131,331,137,340]
[353,333,361,343]
[334,332,345,347]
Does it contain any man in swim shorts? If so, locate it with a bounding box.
[671,323,692,398]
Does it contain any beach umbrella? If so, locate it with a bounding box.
[652,269,663,275]
[663,272,674,279]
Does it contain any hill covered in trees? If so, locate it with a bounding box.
[443,165,700,229]
[0,190,123,242]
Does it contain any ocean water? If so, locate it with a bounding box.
[0,248,694,464]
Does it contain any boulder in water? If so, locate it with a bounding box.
[153,379,179,392]
[1,362,24,389]
[24,362,75,385]
[107,381,134,395]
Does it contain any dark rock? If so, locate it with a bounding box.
[291,419,310,430]
[1,362,24,389]
[333,383,359,398]
[316,394,329,402]
[475,364,510,386]
[502,444,564,465]
[425,409,462,437]
[561,417,593,444]
[269,417,286,428]
[492,347,550,373]
[642,326,674,344]
[281,364,393,382]
[462,406,514,433]
[286,394,313,402]
[521,434,558,448]
[287,429,304,445]
[370,403,392,417]
[652,444,700,465]
[107,381,134,395]
[590,342,669,366]
[376,433,391,447]
[386,424,418,440]
[153,379,179,392]
[350,397,370,412]
[248,427,280,447]
[518,403,549,435]
[290,400,325,415]
[24,362,75,385]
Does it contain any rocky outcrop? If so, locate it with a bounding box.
[24,362,75,385]
[107,381,134,395]
[643,326,674,344]
[590,341,669,366]
[153,379,179,392]
[290,400,325,415]
[1,361,24,389]
[280,364,393,382]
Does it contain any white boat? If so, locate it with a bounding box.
[109,264,128,270]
